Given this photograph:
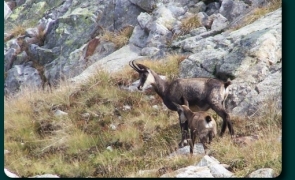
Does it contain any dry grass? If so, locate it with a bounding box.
[5,24,26,41]
[4,55,281,177]
[100,26,134,49]
[230,0,281,31]
[132,54,186,80]
[179,15,201,35]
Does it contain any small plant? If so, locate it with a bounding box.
[179,15,201,35]
[7,24,26,39]
[100,26,134,49]
[35,25,46,46]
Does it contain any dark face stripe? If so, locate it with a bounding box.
[139,72,148,87]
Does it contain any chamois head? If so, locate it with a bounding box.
[129,60,155,91]
[173,99,189,114]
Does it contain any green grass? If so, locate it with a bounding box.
[4,54,281,177]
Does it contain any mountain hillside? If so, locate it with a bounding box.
[4,0,281,178]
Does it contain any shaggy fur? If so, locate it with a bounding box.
[176,104,217,154]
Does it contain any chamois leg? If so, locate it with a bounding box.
[200,136,208,149]
[210,103,234,137]
[178,120,189,148]
[208,131,213,144]
[189,131,196,154]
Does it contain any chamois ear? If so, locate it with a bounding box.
[172,102,182,111]
[180,96,189,106]
[205,116,212,123]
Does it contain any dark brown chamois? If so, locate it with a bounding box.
[129,60,234,147]
[174,103,217,154]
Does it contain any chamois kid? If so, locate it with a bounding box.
[174,102,217,154]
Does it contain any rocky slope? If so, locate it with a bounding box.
[4,0,281,117]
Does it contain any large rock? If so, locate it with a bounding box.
[30,174,60,178]
[180,48,227,78]
[247,168,275,178]
[129,0,159,12]
[196,155,220,167]
[169,143,205,157]
[197,155,234,177]
[113,0,143,30]
[137,12,152,29]
[161,166,214,177]
[219,0,249,21]
[178,8,281,116]
[205,1,221,16]
[129,25,149,48]
[210,13,229,31]
[4,0,282,117]
[188,1,206,14]
[43,9,96,56]
[5,1,64,31]
[5,65,43,95]
[4,1,12,19]
[4,48,17,72]
[152,5,178,30]
[5,0,145,91]
[161,155,234,178]
[4,168,19,178]
[70,44,146,84]
[208,163,234,177]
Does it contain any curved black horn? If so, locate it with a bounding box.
[130,60,146,72]
[132,60,143,71]
[129,60,137,71]
[129,60,140,72]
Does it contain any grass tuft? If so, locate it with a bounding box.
[100,26,134,49]
[179,15,201,35]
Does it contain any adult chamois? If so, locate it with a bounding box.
[173,102,217,154]
[129,60,234,147]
